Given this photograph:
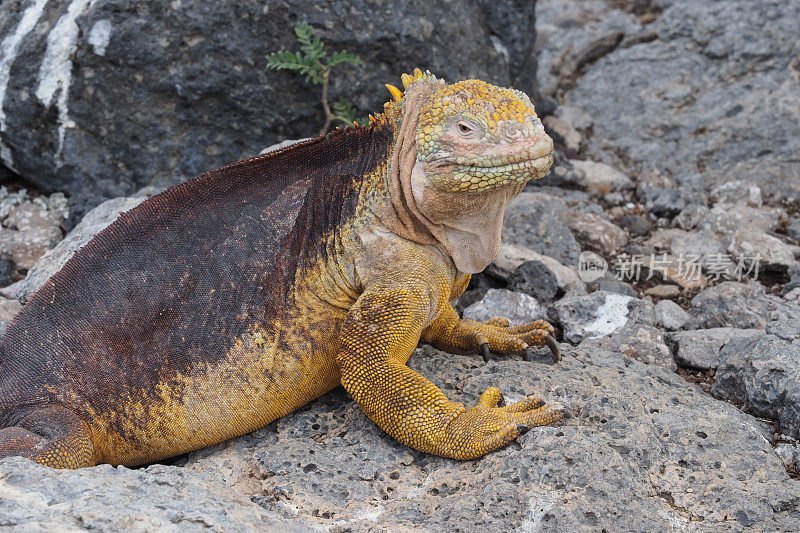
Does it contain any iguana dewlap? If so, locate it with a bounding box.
[0,69,559,468]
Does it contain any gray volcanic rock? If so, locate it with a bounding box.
[0,0,539,223]
[641,188,686,219]
[666,327,762,370]
[710,180,763,208]
[566,211,628,256]
[462,288,545,326]
[502,192,582,266]
[0,188,68,272]
[712,329,800,440]
[568,159,632,194]
[5,345,798,530]
[0,258,11,287]
[687,281,800,330]
[654,299,689,331]
[728,228,800,274]
[583,322,673,369]
[547,290,654,344]
[0,458,302,532]
[619,214,652,237]
[0,296,20,337]
[489,244,586,297]
[563,0,800,205]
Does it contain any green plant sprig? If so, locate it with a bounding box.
[267,22,367,135]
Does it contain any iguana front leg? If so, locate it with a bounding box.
[422,303,560,363]
[337,284,561,460]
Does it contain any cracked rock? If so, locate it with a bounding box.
[567,211,628,255]
[462,289,545,326]
[666,328,762,370]
[502,193,582,266]
[712,329,800,439]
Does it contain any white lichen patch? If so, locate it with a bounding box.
[36,0,97,166]
[328,504,385,530]
[0,0,49,169]
[585,293,632,339]
[87,18,112,56]
[517,489,562,533]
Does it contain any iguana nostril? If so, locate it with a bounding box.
[505,128,522,141]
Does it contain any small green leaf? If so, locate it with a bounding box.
[267,50,304,70]
[328,51,362,67]
[267,22,369,131]
[294,21,313,42]
[333,97,362,125]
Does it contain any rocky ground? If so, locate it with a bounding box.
[1,0,800,531]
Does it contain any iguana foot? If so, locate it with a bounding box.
[437,387,562,460]
[0,406,96,469]
[474,318,560,363]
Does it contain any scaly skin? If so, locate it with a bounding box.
[0,69,559,467]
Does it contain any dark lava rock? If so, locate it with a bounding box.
[0,259,12,287]
[502,192,582,266]
[565,0,800,205]
[508,260,559,302]
[640,188,686,219]
[619,214,652,236]
[686,281,799,330]
[712,326,800,439]
[0,0,539,223]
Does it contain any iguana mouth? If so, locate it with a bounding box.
[458,154,552,173]
[431,152,554,192]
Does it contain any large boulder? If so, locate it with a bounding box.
[0,0,539,223]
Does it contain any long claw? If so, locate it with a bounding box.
[522,346,531,362]
[480,343,491,362]
[545,334,561,363]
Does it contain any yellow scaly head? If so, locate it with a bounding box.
[382,68,554,193]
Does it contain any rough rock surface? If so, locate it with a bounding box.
[462,288,545,326]
[712,326,800,440]
[566,211,628,256]
[3,345,799,531]
[559,0,800,205]
[502,192,581,266]
[667,328,763,371]
[654,299,689,331]
[0,0,540,222]
[583,322,673,369]
[488,244,586,297]
[508,260,559,303]
[0,457,301,532]
[729,228,799,274]
[0,187,68,272]
[547,290,654,345]
[3,0,800,528]
[0,295,21,336]
[687,282,800,331]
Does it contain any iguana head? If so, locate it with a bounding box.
[377,69,553,274]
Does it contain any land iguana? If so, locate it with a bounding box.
[0,69,560,468]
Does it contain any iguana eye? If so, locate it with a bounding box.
[458,122,473,135]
